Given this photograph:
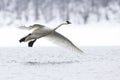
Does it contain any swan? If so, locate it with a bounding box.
[19,21,84,53]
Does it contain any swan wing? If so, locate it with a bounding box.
[18,26,32,30]
[18,24,45,30]
[46,31,84,54]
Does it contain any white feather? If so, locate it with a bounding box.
[45,31,84,54]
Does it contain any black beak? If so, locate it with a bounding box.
[66,21,71,24]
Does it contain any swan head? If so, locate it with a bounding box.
[66,21,71,24]
[61,21,71,26]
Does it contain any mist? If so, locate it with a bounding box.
[0,0,120,26]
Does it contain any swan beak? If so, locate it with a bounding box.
[66,21,71,24]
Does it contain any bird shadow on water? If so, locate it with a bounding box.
[23,60,80,66]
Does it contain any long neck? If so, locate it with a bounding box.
[53,23,66,31]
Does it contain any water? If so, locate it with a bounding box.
[0,46,120,80]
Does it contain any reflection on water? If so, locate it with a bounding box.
[24,60,80,66]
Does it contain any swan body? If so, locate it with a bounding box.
[19,21,84,53]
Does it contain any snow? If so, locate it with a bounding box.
[0,46,120,80]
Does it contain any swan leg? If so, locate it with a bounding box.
[28,39,37,47]
[19,33,31,43]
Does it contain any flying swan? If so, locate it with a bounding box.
[19,21,84,53]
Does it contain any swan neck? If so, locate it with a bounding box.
[54,23,66,31]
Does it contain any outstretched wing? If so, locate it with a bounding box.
[18,26,30,30]
[18,24,45,30]
[18,26,32,30]
[46,31,84,54]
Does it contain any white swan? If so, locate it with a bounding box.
[19,21,84,53]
